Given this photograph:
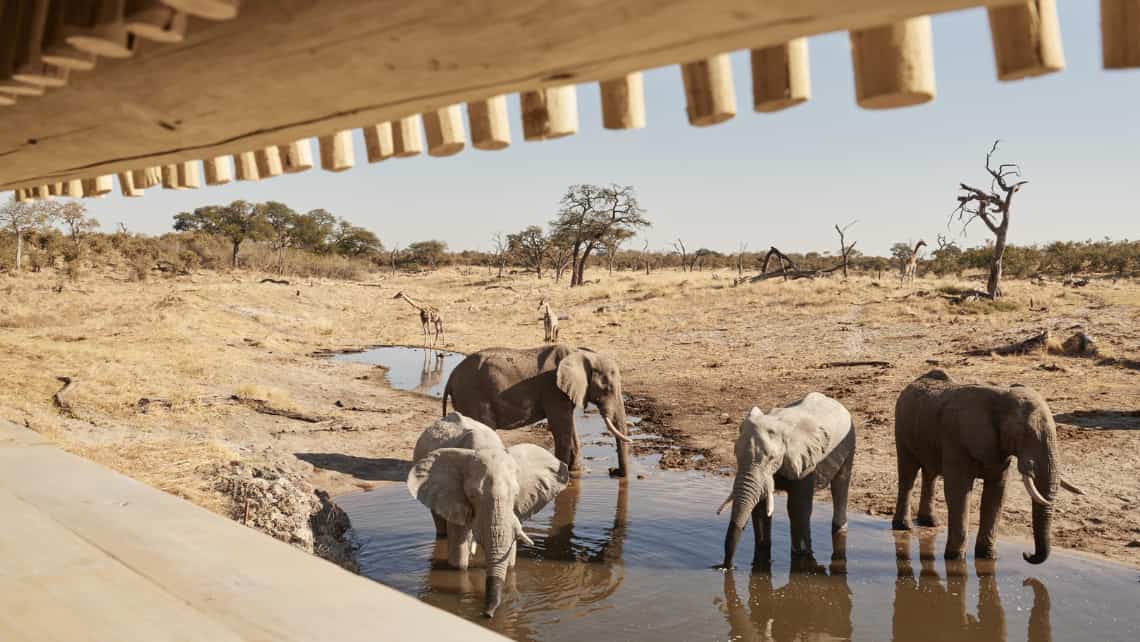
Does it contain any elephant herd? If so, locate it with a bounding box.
[403,344,1083,617]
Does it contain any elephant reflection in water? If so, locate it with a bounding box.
[414,349,447,394]
[719,530,852,642]
[892,531,1052,642]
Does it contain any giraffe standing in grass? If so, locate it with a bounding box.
[393,291,444,347]
[901,239,926,288]
[538,297,559,342]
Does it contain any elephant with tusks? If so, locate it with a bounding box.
[716,392,856,569]
[408,412,569,617]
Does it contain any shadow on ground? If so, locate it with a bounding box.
[1055,410,1140,430]
[296,453,411,481]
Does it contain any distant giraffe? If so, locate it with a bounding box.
[538,297,559,342]
[393,291,444,347]
[901,239,927,288]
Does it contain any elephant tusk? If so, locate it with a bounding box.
[514,515,535,546]
[716,493,733,516]
[1022,473,1051,506]
[766,496,774,518]
[1060,477,1086,495]
[470,540,478,557]
[603,417,633,443]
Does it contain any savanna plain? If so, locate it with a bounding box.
[1,265,1137,568]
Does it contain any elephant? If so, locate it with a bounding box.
[892,369,1085,564]
[407,412,570,617]
[716,392,856,569]
[442,344,633,477]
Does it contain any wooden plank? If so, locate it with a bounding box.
[0,422,505,642]
[0,487,246,642]
[0,0,1007,190]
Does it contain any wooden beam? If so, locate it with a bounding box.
[126,2,189,43]
[466,96,510,150]
[131,167,162,188]
[318,131,354,171]
[63,179,84,197]
[849,17,936,109]
[42,1,99,70]
[67,0,136,59]
[83,175,113,197]
[161,0,240,21]
[751,39,811,112]
[391,116,423,157]
[987,0,1064,80]
[177,161,200,188]
[233,151,259,181]
[278,139,313,173]
[48,182,64,196]
[1101,0,1140,69]
[203,156,232,185]
[681,55,736,126]
[11,0,62,86]
[118,172,143,197]
[520,85,578,140]
[255,146,284,178]
[362,124,394,162]
[422,105,467,157]
[162,164,182,189]
[599,73,646,130]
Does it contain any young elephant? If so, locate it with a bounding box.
[717,392,856,569]
[893,369,1084,564]
[408,413,570,618]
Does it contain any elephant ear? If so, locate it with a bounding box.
[556,350,589,408]
[779,421,833,480]
[509,444,570,520]
[407,448,475,526]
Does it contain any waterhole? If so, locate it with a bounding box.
[336,346,1139,641]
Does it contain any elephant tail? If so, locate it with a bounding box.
[441,382,450,417]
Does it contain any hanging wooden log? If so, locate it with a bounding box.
[162,164,182,189]
[680,55,736,126]
[63,179,84,197]
[203,156,232,185]
[466,96,510,150]
[117,172,142,197]
[751,38,811,112]
[13,189,30,202]
[362,124,395,162]
[599,73,646,130]
[48,182,63,196]
[131,166,162,188]
[319,131,354,171]
[254,146,283,177]
[422,104,467,156]
[11,0,70,87]
[42,2,98,70]
[83,175,113,197]
[233,151,259,181]
[521,85,579,140]
[177,161,200,188]
[125,1,188,43]
[34,185,52,199]
[849,17,936,109]
[1101,0,1140,69]
[987,0,1064,80]
[391,116,423,157]
[159,0,239,21]
[67,0,135,58]
[278,139,313,173]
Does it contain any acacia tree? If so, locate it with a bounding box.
[549,184,649,286]
[261,201,299,271]
[54,202,99,249]
[0,197,50,272]
[173,200,272,268]
[952,140,1028,298]
[507,225,549,278]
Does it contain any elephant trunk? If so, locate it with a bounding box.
[1021,440,1058,565]
[480,503,517,617]
[722,465,769,567]
[605,406,631,477]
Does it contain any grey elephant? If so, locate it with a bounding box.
[408,412,569,617]
[716,392,856,569]
[442,344,632,477]
[893,369,1084,564]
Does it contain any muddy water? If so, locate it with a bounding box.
[336,347,1139,642]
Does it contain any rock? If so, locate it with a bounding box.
[1126,540,1140,548]
[719,413,732,424]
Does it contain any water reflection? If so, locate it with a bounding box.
[534,478,628,602]
[721,555,853,642]
[414,349,447,395]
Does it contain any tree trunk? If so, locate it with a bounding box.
[988,228,1007,298]
[497,256,504,278]
[14,229,23,272]
[841,252,849,280]
[231,240,241,268]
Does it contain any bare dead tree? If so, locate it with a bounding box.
[389,243,401,274]
[952,140,1028,298]
[736,241,748,279]
[641,239,652,275]
[672,238,688,272]
[761,246,797,279]
[834,220,858,280]
[491,232,508,279]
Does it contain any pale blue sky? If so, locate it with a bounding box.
[84,3,1137,256]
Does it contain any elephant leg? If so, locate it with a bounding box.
[916,470,939,527]
[831,451,853,533]
[974,470,1008,559]
[893,450,920,530]
[549,412,582,474]
[751,504,773,569]
[942,468,974,560]
[432,511,448,538]
[446,521,473,569]
[786,475,816,559]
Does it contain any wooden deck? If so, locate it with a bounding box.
[0,420,505,642]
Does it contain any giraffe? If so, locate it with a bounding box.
[901,239,927,288]
[538,297,559,342]
[393,291,444,347]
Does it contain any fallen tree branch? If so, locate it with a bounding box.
[259,278,290,285]
[819,360,893,369]
[53,376,79,417]
[230,396,327,423]
[334,400,393,414]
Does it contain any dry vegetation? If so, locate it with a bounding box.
[1,264,1137,567]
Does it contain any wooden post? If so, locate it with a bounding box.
[680,55,736,126]
[599,73,646,130]
[1101,0,1140,69]
[125,1,188,43]
[67,0,135,58]
[751,39,811,112]
[131,167,162,188]
[391,116,423,157]
[117,172,142,197]
[277,139,313,173]
[422,105,467,157]
[520,85,579,140]
[849,17,936,109]
[254,146,283,178]
[233,151,259,181]
[203,156,232,185]
[84,175,113,197]
[63,179,85,197]
[362,124,395,162]
[159,0,239,21]
[987,0,1064,80]
[42,1,98,70]
[318,131,354,171]
[12,0,70,87]
[177,161,200,188]
[466,96,510,150]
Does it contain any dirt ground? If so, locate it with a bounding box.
[1,265,1137,567]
